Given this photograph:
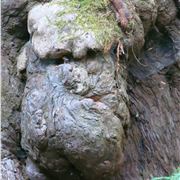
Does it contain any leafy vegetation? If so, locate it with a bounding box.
[152,168,180,180]
[54,0,122,50]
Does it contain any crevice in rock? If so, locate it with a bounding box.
[41,163,83,180]
[40,58,65,66]
[173,0,180,18]
[128,27,176,80]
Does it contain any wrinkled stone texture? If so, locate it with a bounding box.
[133,0,158,35]
[25,158,47,180]
[1,0,51,179]
[157,0,177,26]
[1,0,28,175]
[1,0,180,180]
[1,157,24,180]
[21,45,127,179]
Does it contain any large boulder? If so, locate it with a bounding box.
[20,43,129,179]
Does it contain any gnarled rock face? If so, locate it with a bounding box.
[22,3,130,178]
[21,44,129,179]
[2,0,180,179]
[1,157,24,180]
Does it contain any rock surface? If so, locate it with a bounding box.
[28,1,103,59]
[21,45,128,179]
[1,0,180,180]
[1,0,50,179]
[120,64,180,180]
[1,156,24,180]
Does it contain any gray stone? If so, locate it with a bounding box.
[21,51,129,179]
[1,156,24,180]
[17,43,29,74]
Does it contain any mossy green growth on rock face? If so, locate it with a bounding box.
[152,168,180,180]
[54,0,122,51]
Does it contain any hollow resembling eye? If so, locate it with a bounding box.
[62,56,70,63]
[69,68,73,72]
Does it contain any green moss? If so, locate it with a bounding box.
[152,168,180,180]
[54,0,122,51]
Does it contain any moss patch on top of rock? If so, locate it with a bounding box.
[54,0,122,51]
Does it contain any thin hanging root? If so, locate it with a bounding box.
[132,46,148,67]
[109,0,129,29]
[115,41,126,91]
[116,40,124,72]
[117,40,124,57]
[117,41,120,62]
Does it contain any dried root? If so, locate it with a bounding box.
[110,0,129,29]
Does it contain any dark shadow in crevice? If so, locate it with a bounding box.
[7,17,30,41]
[18,69,27,84]
[40,159,83,180]
[128,27,177,80]
[173,0,180,19]
[40,58,65,66]
[87,49,98,58]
